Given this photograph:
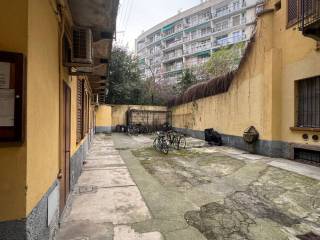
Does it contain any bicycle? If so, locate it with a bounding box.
[166,131,186,150]
[127,124,139,136]
[174,133,186,150]
[153,132,169,154]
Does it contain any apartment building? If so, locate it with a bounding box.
[135,0,260,85]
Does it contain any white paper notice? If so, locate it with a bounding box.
[0,89,15,126]
[0,62,11,89]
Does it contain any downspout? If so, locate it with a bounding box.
[56,0,65,180]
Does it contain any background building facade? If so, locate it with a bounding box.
[135,0,260,85]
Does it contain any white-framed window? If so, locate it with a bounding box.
[215,20,229,31]
[233,1,240,10]
[232,15,241,26]
[232,31,241,42]
[216,5,229,17]
[216,34,229,45]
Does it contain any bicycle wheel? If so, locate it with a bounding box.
[173,136,179,149]
[153,138,159,149]
[161,141,169,154]
[178,136,186,149]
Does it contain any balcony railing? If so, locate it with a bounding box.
[163,52,183,61]
[185,30,212,41]
[146,36,161,46]
[213,18,246,33]
[165,64,183,73]
[165,40,184,49]
[212,34,246,48]
[184,43,212,55]
[214,2,246,18]
[184,15,213,29]
[299,0,320,40]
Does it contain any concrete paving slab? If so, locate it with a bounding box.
[115,134,320,240]
[86,155,123,161]
[241,153,269,160]
[89,150,120,156]
[63,186,151,225]
[269,158,320,181]
[84,159,125,169]
[131,136,153,144]
[114,225,163,240]
[55,221,113,240]
[58,133,320,240]
[77,168,135,188]
[220,147,248,155]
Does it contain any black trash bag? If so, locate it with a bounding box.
[115,125,122,132]
[204,128,222,146]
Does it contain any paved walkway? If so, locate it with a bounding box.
[56,133,320,240]
[56,134,163,240]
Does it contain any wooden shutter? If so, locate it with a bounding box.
[77,79,84,143]
[82,91,89,135]
[288,0,299,26]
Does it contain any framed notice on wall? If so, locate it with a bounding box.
[0,51,25,143]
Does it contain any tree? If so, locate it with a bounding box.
[106,47,146,105]
[106,47,171,105]
[205,43,245,79]
[177,68,197,94]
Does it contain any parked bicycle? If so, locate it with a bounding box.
[127,124,139,136]
[153,131,169,154]
[166,130,187,150]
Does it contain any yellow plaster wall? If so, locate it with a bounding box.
[0,0,28,221]
[111,105,168,126]
[171,15,275,140]
[26,0,60,214]
[171,1,320,148]
[96,105,112,127]
[270,0,320,145]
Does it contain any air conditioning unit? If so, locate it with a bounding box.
[71,27,93,65]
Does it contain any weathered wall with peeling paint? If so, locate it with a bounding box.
[111,105,168,127]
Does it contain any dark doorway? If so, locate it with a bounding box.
[60,82,71,214]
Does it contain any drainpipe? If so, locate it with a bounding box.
[56,0,66,180]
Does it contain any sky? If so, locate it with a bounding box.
[115,0,201,51]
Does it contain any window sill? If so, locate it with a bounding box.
[290,127,320,132]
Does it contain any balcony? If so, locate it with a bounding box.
[185,30,212,42]
[163,52,183,62]
[146,36,162,46]
[184,15,213,29]
[164,64,183,73]
[299,0,320,40]
[212,34,246,48]
[165,39,184,49]
[146,50,162,58]
[184,43,212,55]
[214,2,246,19]
[213,18,246,34]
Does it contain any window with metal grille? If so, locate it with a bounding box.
[76,79,84,143]
[296,76,320,128]
[294,148,320,165]
[288,0,299,26]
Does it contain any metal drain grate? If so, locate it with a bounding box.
[297,232,320,240]
[75,185,97,195]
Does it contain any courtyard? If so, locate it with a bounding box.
[56,133,320,240]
